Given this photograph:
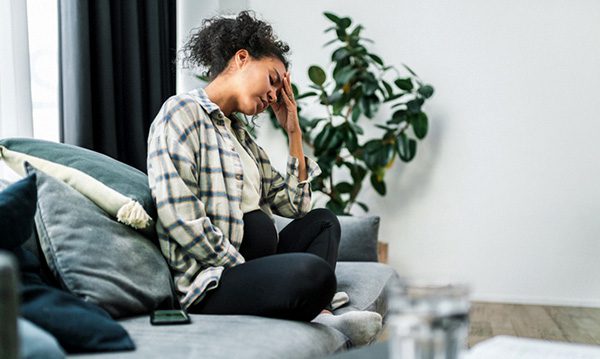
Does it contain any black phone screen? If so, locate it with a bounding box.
[150,309,191,325]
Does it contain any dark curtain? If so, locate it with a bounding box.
[58,0,176,172]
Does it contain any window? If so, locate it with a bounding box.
[27,0,59,142]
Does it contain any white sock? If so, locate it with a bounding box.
[312,310,383,346]
[331,291,350,310]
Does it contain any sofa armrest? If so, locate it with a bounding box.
[0,250,19,359]
[273,214,380,262]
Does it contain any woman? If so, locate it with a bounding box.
[147,11,381,345]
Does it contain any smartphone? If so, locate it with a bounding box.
[150,309,191,325]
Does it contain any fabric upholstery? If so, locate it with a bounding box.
[20,273,135,354]
[334,261,402,317]
[0,179,42,264]
[55,261,401,358]
[18,318,66,359]
[71,315,349,359]
[0,138,155,236]
[274,215,380,262]
[28,165,175,318]
[0,174,37,250]
[0,178,136,354]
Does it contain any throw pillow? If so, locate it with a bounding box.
[0,138,155,235]
[0,177,135,354]
[0,175,37,250]
[0,178,42,263]
[337,215,381,262]
[274,214,381,262]
[20,280,135,353]
[27,164,176,318]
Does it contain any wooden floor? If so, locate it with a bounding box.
[468,302,600,347]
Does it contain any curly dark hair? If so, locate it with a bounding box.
[181,10,291,81]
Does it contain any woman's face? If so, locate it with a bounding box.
[231,50,287,116]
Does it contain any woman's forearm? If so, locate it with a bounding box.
[288,130,307,181]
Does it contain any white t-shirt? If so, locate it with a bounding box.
[223,116,261,213]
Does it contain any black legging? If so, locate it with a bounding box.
[188,208,341,322]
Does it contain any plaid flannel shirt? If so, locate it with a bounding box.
[147,88,322,309]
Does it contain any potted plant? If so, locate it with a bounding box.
[266,11,435,217]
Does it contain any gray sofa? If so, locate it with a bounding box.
[0,215,401,359]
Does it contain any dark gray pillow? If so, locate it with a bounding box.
[27,165,176,318]
[274,214,380,262]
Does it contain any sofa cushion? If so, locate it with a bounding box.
[74,262,401,358]
[101,315,348,359]
[274,215,380,262]
[334,262,402,318]
[18,318,66,358]
[28,165,175,318]
[0,138,155,236]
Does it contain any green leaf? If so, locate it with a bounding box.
[324,12,341,24]
[332,47,351,62]
[350,25,364,37]
[407,98,424,114]
[367,53,384,66]
[326,200,346,215]
[356,201,369,212]
[402,63,419,77]
[383,93,406,103]
[335,182,354,194]
[350,164,367,182]
[308,66,327,86]
[351,104,361,122]
[418,84,435,98]
[296,91,318,100]
[361,96,374,118]
[334,67,358,85]
[412,112,428,139]
[381,80,394,98]
[326,91,344,103]
[362,80,379,96]
[323,38,338,47]
[299,117,324,130]
[349,121,364,135]
[383,143,395,166]
[196,74,210,82]
[394,78,413,91]
[350,46,368,56]
[370,173,386,195]
[344,126,359,152]
[396,132,417,162]
[375,124,394,131]
[326,128,345,150]
[362,139,382,168]
[339,17,352,29]
[362,139,392,169]
[314,124,333,155]
[389,109,408,124]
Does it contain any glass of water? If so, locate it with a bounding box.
[387,281,471,359]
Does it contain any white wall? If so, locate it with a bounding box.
[178,0,600,307]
